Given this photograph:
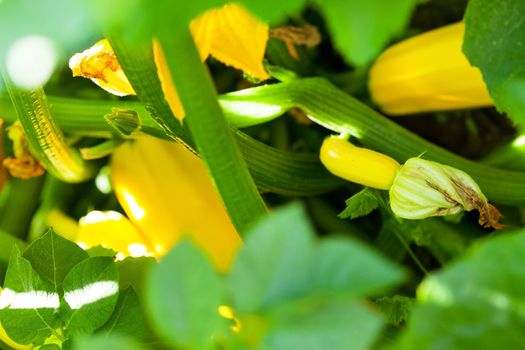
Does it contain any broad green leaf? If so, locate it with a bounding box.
[315,0,419,66]
[308,237,405,297]
[338,187,383,219]
[145,239,222,350]
[0,0,140,62]
[229,204,316,312]
[73,334,145,350]
[239,0,307,24]
[117,257,155,299]
[23,229,88,292]
[97,288,144,340]
[62,257,119,335]
[86,246,118,258]
[265,298,383,350]
[393,230,525,349]
[39,344,61,350]
[0,247,60,344]
[374,295,413,326]
[464,0,525,125]
[0,230,26,265]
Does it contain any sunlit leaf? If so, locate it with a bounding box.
[23,229,88,292]
[73,334,145,350]
[464,0,525,125]
[315,0,419,66]
[97,288,144,340]
[229,204,316,312]
[0,247,60,344]
[62,257,119,335]
[393,230,525,349]
[145,239,222,349]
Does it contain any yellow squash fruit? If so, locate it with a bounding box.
[69,3,269,121]
[369,22,493,115]
[110,136,242,271]
[76,210,155,259]
[320,135,401,190]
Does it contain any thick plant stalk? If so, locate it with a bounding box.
[2,74,94,183]
[156,29,267,234]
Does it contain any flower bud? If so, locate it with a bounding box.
[389,158,502,228]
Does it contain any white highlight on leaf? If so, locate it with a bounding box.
[0,288,59,309]
[6,36,58,89]
[64,281,118,310]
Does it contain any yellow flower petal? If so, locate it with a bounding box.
[201,3,270,80]
[190,9,216,61]
[69,39,135,96]
[152,41,186,121]
[110,136,242,271]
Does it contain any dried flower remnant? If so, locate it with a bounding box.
[3,122,45,179]
[270,24,321,60]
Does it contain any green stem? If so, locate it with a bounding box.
[0,94,338,196]
[157,29,267,234]
[0,177,44,239]
[0,230,26,264]
[1,74,95,183]
[215,78,525,205]
[480,137,525,171]
[80,138,124,160]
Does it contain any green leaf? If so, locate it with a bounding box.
[239,0,307,24]
[393,230,525,349]
[265,298,383,350]
[229,204,316,312]
[62,257,120,335]
[308,237,405,297]
[464,0,525,125]
[39,345,61,350]
[73,334,146,350]
[315,0,419,66]
[0,229,26,265]
[0,247,60,344]
[117,257,155,299]
[97,288,144,340]
[23,229,88,292]
[86,246,118,258]
[374,295,413,326]
[145,239,222,350]
[338,187,383,219]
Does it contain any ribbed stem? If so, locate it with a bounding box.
[156,29,267,234]
[2,74,95,183]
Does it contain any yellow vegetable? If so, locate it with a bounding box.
[69,3,269,121]
[110,136,242,271]
[320,135,401,190]
[0,288,32,350]
[369,22,493,115]
[76,210,155,260]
